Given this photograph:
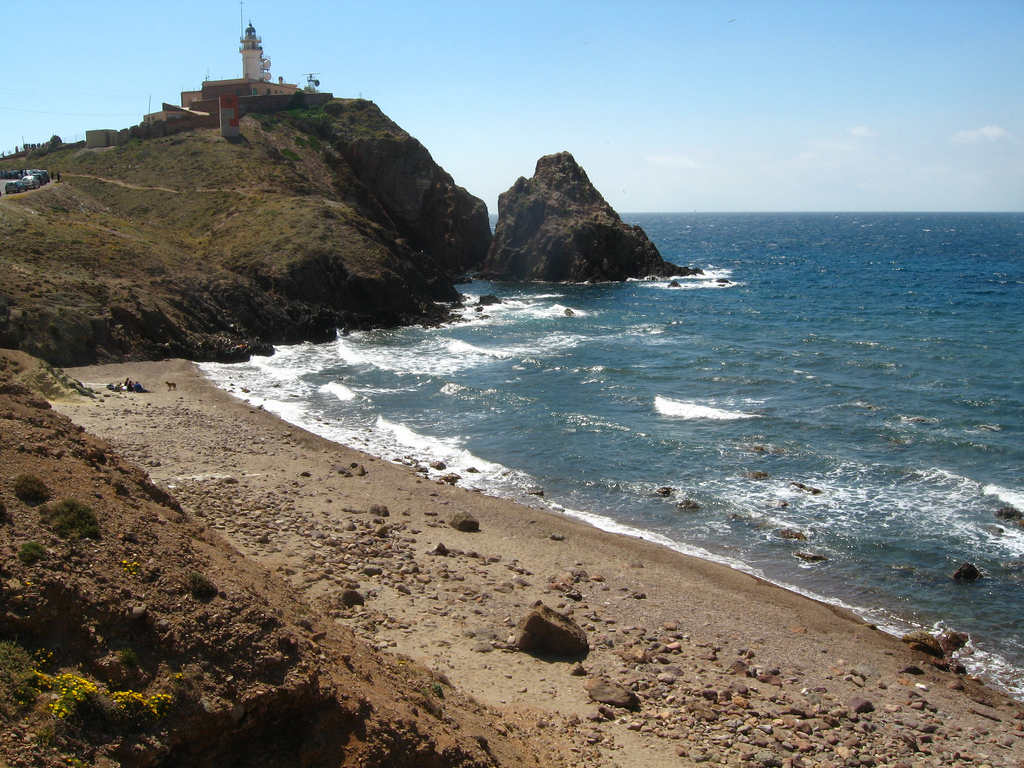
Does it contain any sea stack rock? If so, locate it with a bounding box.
[480,152,698,282]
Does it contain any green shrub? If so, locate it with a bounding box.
[117,648,139,669]
[13,473,50,504]
[0,641,37,715]
[43,499,100,540]
[187,572,217,601]
[280,148,300,162]
[18,541,45,565]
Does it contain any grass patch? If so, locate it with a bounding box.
[13,473,50,504]
[0,641,38,716]
[187,572,218,601]
[280,148,301,162]
[42,498,101,539]
[18,541,45,565]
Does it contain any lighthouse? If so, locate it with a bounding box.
[176,20,309,114]
[240,22,270,82]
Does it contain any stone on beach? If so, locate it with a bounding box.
[448,512,480,532]
[339,588,364,607]
[585,678,640,710]
[901,630,944,657]
[847,696,875,714]
[513,601,589,657]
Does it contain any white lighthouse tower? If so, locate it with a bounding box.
[240,21,271,82]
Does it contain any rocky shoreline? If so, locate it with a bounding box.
[54,359,1024,768]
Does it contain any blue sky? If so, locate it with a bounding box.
[3,1,1021,212]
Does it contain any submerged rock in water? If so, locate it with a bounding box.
[481,151,700,282]
[995,506,1021,521]
[952,562,982,582]
[794,551,828,562]
[775,528,809,541]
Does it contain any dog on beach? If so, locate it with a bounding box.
[165,381,177,391]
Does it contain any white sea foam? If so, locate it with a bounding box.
[366,417,535,496]
[440,382,471,396]
[335,337,477,378]
[655,395,757,420]
[639,266,738,289]
[984,484,1024,511]
[319,381,356,401]
[448,339,514,359]
[549,303,587,317]
[455,293,589,325]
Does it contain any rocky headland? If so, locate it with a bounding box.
[0,100,490,367]
[480,152,700,282]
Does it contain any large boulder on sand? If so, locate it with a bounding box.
[480,152,699,282]
[585,678,640,710]
[513,601,589,657]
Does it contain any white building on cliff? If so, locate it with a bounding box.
[141,21,303,126]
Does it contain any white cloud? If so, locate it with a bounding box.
[645,154,699,169]
[848,126,877,138]
[952,125,1010,143]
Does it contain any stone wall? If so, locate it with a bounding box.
[84,92,334,149]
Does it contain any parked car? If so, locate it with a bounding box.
[20,175,40,189]
[4,181,25,194]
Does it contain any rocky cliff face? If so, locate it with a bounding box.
[0,102,490,366]
[480,152,691,282]
[322,99,492,276]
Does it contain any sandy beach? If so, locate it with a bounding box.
[54,359,1023,768]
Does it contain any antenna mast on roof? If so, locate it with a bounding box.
[304,73,321,91]
[239,1,244,38]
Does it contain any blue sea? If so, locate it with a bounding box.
[201,213,1024,698]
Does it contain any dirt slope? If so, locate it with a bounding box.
[0,350,565,767]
